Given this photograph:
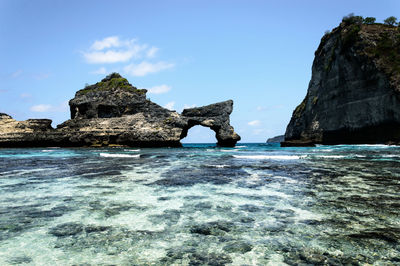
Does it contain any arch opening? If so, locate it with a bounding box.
[180,125,218,144]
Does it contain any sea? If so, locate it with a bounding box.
[0,143,399,265]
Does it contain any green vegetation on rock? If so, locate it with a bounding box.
[384,16,398,26]
[341,14,399,27]
[342,13,363,25]
[365,30,400,82]
[341,24,361,49]
[77,73,146,96]
[293,98,306,118]
[363,17,376,25]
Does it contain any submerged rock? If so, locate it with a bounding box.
[190,221,233,236]
[49,222,84,237]
[223,241,253,253]
[282,21,400,146]
[161,248,232,265]
[187,252,232,265]
[0,73,240,147]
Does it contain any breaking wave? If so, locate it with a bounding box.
[99,153,140,158]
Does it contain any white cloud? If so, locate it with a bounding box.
[84,36,174,76]
[256,106,267,111]
[30,101,69,113]
[91,36,122,50]
[30,104,52,112]
[83,36,166,65]
[164,101,175,110]
[248,120,261,126]
[91,67,108,75]
[148,84,171,94]
[124,61,174,76]
[146,46,159,58]
[83,36,148,64]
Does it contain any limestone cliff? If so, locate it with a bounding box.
[0,73,240,147]
[282,20,400,146]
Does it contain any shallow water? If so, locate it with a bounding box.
[0,143,399,265]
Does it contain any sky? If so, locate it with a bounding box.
[0,0,398,143]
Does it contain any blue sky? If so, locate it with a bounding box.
[1,0,398,143]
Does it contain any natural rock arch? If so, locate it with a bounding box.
[0,74,241,148]
[180,100,241,147]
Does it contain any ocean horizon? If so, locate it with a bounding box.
[1,143,399,264]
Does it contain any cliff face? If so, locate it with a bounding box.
[0,73,240,147]
[282,22,400,146]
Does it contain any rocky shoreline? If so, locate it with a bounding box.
[0,73,240,148]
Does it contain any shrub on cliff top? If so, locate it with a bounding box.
[363,17,376,25]
[384,16,398,26]
[342,13,363,25]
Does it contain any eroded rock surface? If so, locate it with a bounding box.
[0,113,56,147]
[181,100,240,147]
[0,73,240,147]
[282,21,400,146]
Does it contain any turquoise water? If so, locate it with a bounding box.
[0,143,399,265]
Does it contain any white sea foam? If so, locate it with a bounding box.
[123,149,140,152]
[354,155,366,158]
[207,164,230,168]
[41,150,56,152]
[99,153,140,158]
[381,154,400,158]
[361,144,392,148]
[233,155,303,160]
[337,144,392,148]
[317,155,346,159]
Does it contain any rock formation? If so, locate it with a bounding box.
[282,19,400,146]
[180,101,240,147]
[266,135,284,143]
[0,113,56,147]
[0,73,240,147]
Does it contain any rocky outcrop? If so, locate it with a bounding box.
[0,113,56,147]
[282,20,400,146]
[181,101,240,147]
[0,73,240,147]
